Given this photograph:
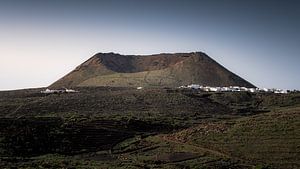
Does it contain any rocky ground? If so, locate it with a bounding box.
[0,87,299,168]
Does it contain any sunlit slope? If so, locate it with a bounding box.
[167,106,300,168]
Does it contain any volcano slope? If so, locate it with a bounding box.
[49,52,255,88]
[0,87,299,168]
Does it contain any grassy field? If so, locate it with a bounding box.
[0,87,299,168]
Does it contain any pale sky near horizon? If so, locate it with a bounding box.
[0,0,299,90]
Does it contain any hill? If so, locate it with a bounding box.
[49,52,255,88]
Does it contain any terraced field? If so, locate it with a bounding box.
[0,87,299,168]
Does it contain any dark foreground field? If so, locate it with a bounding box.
[0,87,299,168]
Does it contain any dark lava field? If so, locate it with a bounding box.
[0,87,299,168]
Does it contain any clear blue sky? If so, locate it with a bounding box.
[0,0,299,90]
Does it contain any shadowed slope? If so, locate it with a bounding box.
[50,52,255,88]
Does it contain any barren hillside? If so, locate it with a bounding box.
[50,52,255,88]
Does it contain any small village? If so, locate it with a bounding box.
[40,88,79,94]
[178,84,292,94]
[41,86,300,94]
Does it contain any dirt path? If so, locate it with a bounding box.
[5,104,24,118]
[160,135,230,158]
[5,96,48,118]
[143,70,151,84]
[160,135,255,167]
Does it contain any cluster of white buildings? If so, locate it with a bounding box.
[40,88,78,94]
[178,84,288,94]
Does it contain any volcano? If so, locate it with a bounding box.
[50,52,255,88]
